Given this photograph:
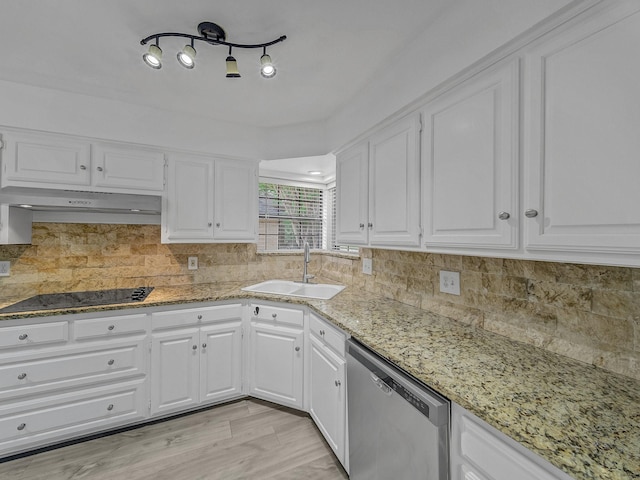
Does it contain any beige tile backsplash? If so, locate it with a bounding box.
[0,223,638,381]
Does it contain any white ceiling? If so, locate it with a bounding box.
[0,0,451,129]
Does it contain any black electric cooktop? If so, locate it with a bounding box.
[0,287,154,314]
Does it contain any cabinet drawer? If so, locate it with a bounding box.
[73,314,148,339]
[310,314,346,357]
[251,303,304,328]
[0,340,146,400]
[151,304,242,330]
[0,380,146,451]
[0,322,68,350]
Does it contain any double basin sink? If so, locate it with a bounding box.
[242,280,345,300]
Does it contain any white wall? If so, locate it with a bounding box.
[326,0,576,151]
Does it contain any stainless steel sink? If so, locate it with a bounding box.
[241,280,345,300]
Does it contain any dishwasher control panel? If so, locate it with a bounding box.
[382,374,430,417]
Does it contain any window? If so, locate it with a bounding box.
[328,187,359,253]
[258,183,323,251]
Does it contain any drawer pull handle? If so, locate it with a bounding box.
[320,329,325,336]
[498,211,510,220]
[108,359,115,366]
[97,166,104,172]
[79,165,87,170]
[108,325,115,331]
[335,380,341,387]
[107,404,114,411]
[202,343,207,348]
[295,346,300,352]
[18,373,27,380]
[525,209,539,218]
[18,334,28,340]
[192,345,198,350]
[17,423,26,431]
[197,315,202,320]
[272,313,277,319]
[254,307,259,316]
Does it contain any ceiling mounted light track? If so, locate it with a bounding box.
[140,21,286,78]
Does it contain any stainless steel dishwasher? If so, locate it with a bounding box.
[347,339,450,480]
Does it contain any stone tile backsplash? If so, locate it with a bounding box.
[0,223,638,381]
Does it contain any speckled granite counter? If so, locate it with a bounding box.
[1,283,638,480]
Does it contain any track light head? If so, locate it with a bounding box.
[260,52,276,78]
[143,43,162,69]
[177,43,196,69]
[226,55,241,78]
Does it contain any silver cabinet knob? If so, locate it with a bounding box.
[320,330,325,336]
[197,315,202,320]
[295,346,300,352]
[107,404,114,411]
[498,211,510,220]
[18,373,27,380]
[525,209,539,218]
[272,313,277,319]
[97,166,104,172]
[107,359,115,366]
[79,165,87,170]
[192,345,198,350]
[208,222,213,227]
[18,333,28,340]
[216,223,221,228]
[335,380,341,387]
[17,423,26,431]
[368,222,373,229]
[108,325,115,331]
[359,223,365,229]
[202,343,207,348]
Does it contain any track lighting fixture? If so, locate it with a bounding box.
[140,22,286,78]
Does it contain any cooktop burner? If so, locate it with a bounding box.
[0,287,154,314]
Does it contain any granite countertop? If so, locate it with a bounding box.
[1,282,638,480]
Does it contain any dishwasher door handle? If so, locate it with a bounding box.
[370,372,392,395]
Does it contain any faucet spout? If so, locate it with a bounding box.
[302,242,314,283]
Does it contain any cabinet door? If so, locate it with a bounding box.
[309,335,346,464]
[336,142,369,245]
[163,154,214,242]
[1,131,91,188]
[200,321,243,404]
[525,3,640,260]
[213,159,257,241]
[422,60,519,250]
[248,322,303,409]
[92,143,165,192]
[150,328,200,415]
[369,114,421,247]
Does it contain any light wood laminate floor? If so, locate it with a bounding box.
[0,399,349,480]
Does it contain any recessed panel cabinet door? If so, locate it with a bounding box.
[92,143,165,192]
[1,131,91,187]
[525,3,640,258]
[213,159,257,241]
[248,322,303,409]
[336,142,369,245]
[164,154,214,241]
[200,322,243,403]
[150,328,200,415]
[369,114,421,247]
[422,60,519,250]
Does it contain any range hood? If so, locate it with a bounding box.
[0,187,162,215]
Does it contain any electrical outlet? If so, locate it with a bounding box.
[362,258,373,275]
[187,256,198,270]
[0,261,10,277]
[439,270,460,295]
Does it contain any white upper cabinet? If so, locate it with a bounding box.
[336,114,421,248]
[92,143,164,192]
[1,131,91,187]
[213,158,257,241]
[524,2,640,263]
[369,114,421,247]
[0,130,165,194]
[163,154,257,243]
[422,60,519,251]
[336,142,369,245]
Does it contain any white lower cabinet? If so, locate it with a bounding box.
[308,314,346,467]
[248,303,304,410]
[150,304,244,416]
[451,403,574,480]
